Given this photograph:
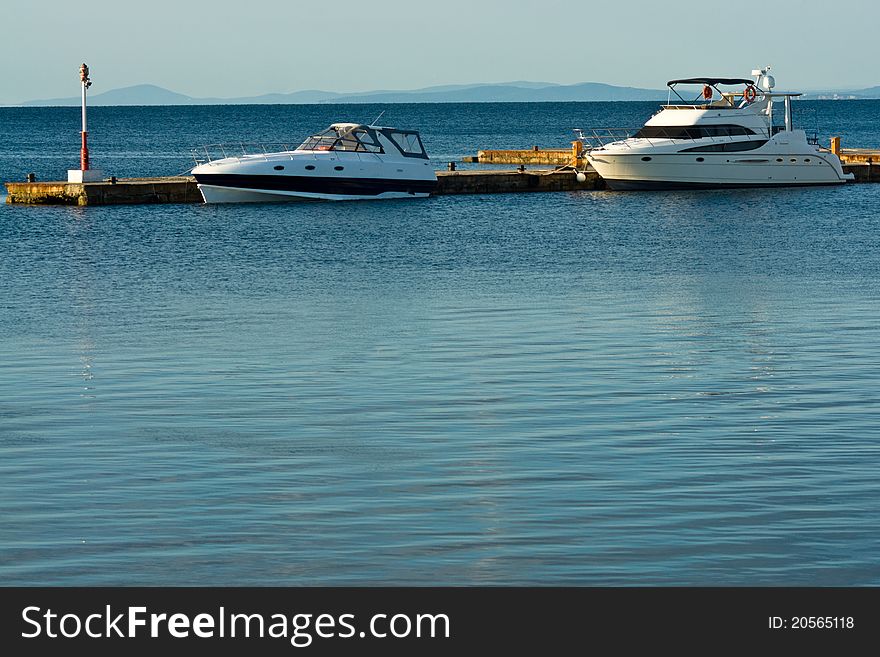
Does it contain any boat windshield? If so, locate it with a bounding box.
[297,125,384,153]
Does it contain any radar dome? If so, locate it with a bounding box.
[760,74,776,91]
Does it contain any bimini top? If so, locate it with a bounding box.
[667,78,755,87]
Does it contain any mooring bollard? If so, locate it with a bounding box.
[26,173,36,183]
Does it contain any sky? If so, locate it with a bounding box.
[2,0,878,104]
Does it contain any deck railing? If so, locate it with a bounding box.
[574,127,821,150]
[573,128,753,150]
[191,143,299,166]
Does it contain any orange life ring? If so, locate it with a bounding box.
[743,86,757,103]
[702,85,712,100]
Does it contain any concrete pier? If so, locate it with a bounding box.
[839,149,880,164]
[4,177,199,205]
[475,147,580,167]
[474,146,880,169]
[435,168,603,195]
[843,163,880,183]
[5,160,879,206]
[5,169,604,205]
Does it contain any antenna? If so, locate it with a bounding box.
[369,110,385,127]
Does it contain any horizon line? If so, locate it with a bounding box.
[6,78,880,107]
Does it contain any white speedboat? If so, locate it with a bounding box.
[583,67,853,190]
[192,123,437,202]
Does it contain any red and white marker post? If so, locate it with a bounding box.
[68,62,104,183]
[80,63,90,170]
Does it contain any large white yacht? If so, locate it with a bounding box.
[583,67,853,190]
[192,123,437,202]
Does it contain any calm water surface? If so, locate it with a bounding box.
[1,104,879,584]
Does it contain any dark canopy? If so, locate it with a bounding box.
[667,77,755,87]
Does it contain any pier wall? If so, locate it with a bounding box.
[840,149,879,164]
[475,148,580,167]
[5,177,199,206]
[475,146,880,170]
[435,168,603,195]
[5,162,878,206]
[844,163,880,183]
[5,170,606,205]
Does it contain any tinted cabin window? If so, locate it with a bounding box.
[634,125,756,140]
[681,139,768,153]
[704,125,754,137]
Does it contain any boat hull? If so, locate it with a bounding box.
[194,173,436,203]
[603,178,847,191]
[588,150,852,191]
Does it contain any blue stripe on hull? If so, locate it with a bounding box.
[193,173,437,196]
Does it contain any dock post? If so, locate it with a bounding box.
[830,136,841,157]
[572,140,584,164]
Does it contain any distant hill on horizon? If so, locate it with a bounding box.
[14,81,880,106]
[22,84,198,106]
[18,81,667,106]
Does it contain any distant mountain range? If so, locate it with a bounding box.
[15,81,880,106]
[19,81,667,106]
[809,86,880,100]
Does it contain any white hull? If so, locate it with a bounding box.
[588,150,850,189]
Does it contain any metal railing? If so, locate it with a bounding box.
[574,126,820,151]
[191,142,300,166]
[573,128,635,149]
[574,127,759,150]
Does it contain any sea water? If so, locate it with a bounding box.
[1,103,879,585]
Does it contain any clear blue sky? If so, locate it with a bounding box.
[2,0,877,104]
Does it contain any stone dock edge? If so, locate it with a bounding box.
[5,162,879,205]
